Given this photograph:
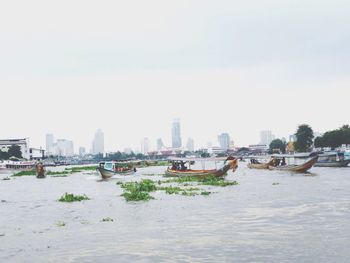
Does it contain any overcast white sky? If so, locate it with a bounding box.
[0,0,349,152]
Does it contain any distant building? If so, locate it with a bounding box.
[141,137,149,154]
[249,144,269,152]
[0,138,30,159]
[157,138,164,151]
[218,133,230,150]
[55,139,74,157]
[260,130,275,146]
[289,135,297,142]
[172,119,182,148]
[46,134,54,156]
[29,148,45,160]
[186,138,195,152]
[229,140,235,149]
[124,148,133,154]
[79,147,86,156]
[92,129,104,155]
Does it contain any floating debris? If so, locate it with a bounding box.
[56,221,66,227]
[101,217,114,222]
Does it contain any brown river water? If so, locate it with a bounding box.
[1,164,350,263]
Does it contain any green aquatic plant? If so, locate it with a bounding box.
[46,171,68,176]
[58,193,90,202]
[121,179,157,192]
[200,191,211,196]
[13,170,36,176]
[181,191,197,196]
[2,177,11,181]
[158,186,183,194]
[56,221,66,227]
[164,175,238,187]
[121,191,154,202]
[272,183,280,186]
[120,179,157,202]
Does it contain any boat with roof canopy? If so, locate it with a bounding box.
[165,157,238,177]
[98,160,137,179]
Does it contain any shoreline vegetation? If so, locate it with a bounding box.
[118,176,239,202]
[12,165,98,177]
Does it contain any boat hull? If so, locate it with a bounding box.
[268,156,318,173]
[314,160,350,167]
[165,159,238,177]
[247,163,270,169]
[98,167,136,179]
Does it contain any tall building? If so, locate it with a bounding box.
[186,138,194,152]
[260,130,275,146]
[46,134,54,156]
[218,133,230,150]
[172,119,182,148]
[157,138,164,151]
[55,139,74,157]
[79,147,86,156]
[141,137,149,154]
[92,129,104,155]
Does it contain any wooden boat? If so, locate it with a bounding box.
[98,160,137,179]
[164,157,238,177]
[36,162,45,178]
[247,158,274,169]
[315,152,350,167]
[268,156,318,173]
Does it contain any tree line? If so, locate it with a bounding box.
[0,145,23,160]
[269,124,350,153]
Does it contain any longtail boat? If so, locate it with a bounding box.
[36,162,45,178]
[164,157,238,177]
[98,160,137,179]
[247,153,318,173]
[268,155,318,173]
[247,158,274,169]
[314,152,350,167]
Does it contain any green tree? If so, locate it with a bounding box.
[314,125,350,149]
[0,150,9,160]
[269,139,286,153]
[7,145,23,158]
[294,124,314,152]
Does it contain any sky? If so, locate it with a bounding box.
[0,0,349,152]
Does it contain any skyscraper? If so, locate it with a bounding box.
[157,138,164,151]
[260,130,275,145]
[79,147,86,156]
[186,138,194,152]
[172,119,182,148]
[141,137,149,154]
[46,134,54,155]
[218,133,230,150]
[55,139,74,157]
[92,129,104,155]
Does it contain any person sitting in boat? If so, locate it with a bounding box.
[180,161,187,171]
[281,157,286,166]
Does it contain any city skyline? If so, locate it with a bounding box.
[0,0,349,152]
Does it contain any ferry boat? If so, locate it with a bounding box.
[0,160,36,172]
[315,152,350,167]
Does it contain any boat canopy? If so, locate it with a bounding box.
[271,152,317,159]
[168,157,228,162]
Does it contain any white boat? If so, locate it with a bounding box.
[0,160,36,173]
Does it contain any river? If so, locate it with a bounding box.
[1,164,350,262]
